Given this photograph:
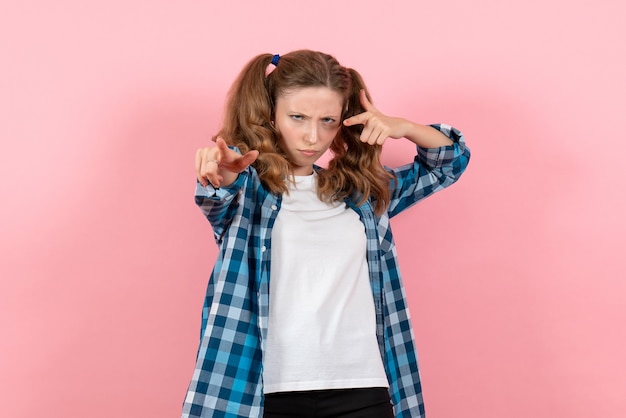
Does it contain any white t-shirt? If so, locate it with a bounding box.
[263,174,389,394]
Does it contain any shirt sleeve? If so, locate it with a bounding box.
[386,123,471,218]
[194,170,248,242]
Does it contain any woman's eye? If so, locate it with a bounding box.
[290,115,303,121]
[322,118,336,124]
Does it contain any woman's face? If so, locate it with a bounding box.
[273,86,343,176]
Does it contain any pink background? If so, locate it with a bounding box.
[2,1,625,417]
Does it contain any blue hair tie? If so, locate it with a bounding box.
[271,54,280,66]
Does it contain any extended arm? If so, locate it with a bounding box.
[195,137,259,188]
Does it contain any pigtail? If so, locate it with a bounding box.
[320,68,394,216]
[343,68,370,120]
[215,54,290,195]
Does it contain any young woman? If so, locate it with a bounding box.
[183,50,470,418]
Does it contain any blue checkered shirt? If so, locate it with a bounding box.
[182,124,470,417]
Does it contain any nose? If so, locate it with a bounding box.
[304,123,318,145]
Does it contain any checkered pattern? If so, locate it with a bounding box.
[182,124,470,418]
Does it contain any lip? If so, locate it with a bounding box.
[299,149,318,157]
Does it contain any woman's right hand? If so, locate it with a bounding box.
[195,137,259,188]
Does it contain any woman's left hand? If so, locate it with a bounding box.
[343,89,409,145]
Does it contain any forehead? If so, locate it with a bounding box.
[276,86,343,114]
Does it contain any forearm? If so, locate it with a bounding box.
[386,124,470,217]
[195,172,247,239]
[401,120,453,148]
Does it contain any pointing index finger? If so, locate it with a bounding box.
[343,112,369,127]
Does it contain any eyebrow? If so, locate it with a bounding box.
[287,110,341,118]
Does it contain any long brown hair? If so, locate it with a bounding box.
[215,49,393,215]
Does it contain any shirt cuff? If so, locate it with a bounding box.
[195,170,247,199]
[416,124,467,168]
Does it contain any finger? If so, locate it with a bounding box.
[360,124,375,144]
[359,89,377,112]
[368,131,381,145]
[343,112,370,127]
[211,174,224,188]
[216,137,229,157]
[199,148,218,186]
[368,123,385,145]
[205,169,222,188]
[216,136,227,148]
[374,127,389,145]
[229,149,258,172]
[199,149,222,187]
[240,150,259,167]
[366,128,381,145]
[195,149,207,186]
[364,125,386,145]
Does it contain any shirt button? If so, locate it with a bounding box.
[270,205,278,211]
[261,246,267,252]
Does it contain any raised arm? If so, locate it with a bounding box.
[343,90,470,217]
[343,89,453,148]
